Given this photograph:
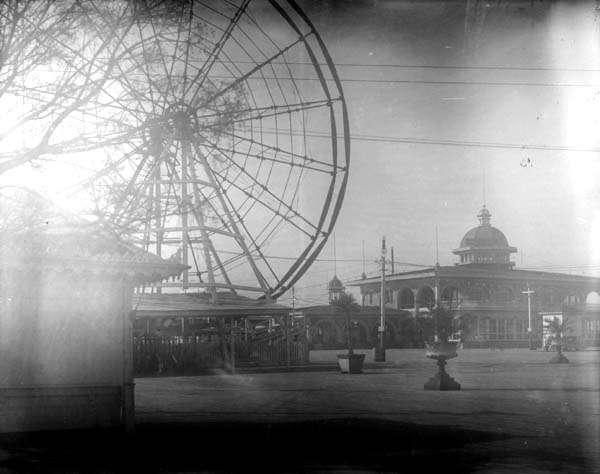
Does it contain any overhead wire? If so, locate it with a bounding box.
[262,129,600,154]
[207,74,600,89]
[217,60,600,74]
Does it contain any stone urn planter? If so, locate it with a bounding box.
[337,353,366,374]
[424,341,461,390]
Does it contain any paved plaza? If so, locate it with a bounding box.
[133,349,600,472]
[0,349,598,472]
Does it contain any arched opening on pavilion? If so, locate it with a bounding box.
[440,285,461,309]
[309,321,339,349]
[586,291,600,305]
[350,320,370,348]
[398,287,415,309]
[416,285,435,310]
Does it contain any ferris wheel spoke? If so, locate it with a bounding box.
[132,22,168,115]
[201,137,333,177]
[205,130,340,173]
[148,19,180,110]
[186,0,251,105]
[224,14,296,116]
[118,138,178,228]
[165,2,188,88]
[196,139,308,226]
[219,181,281,284]
[166,159,233,240]
[193,147,272,291]
[179,2,196,96]
[210,167,314,239]
[191,4,293,125]
[191,34,309,113]
[160,143,266,292]
[200,97,338,131]
[195,97,331,122]
[112,156,156,228]
[109,66,160,120]
[188,162,240,294]
[190,180,235,236]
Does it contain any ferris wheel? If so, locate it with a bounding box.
[81,0,349,301]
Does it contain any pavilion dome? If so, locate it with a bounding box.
[453,206,517,266]
[459,224,510,249]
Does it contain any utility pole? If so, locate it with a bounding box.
[522,286,535,350]
[435,225,439,266]
[361,240,367,280]
[375,236,387,362]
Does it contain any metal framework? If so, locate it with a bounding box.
[83,0,350,302]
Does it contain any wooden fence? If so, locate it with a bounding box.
[133,326,309,376]
[235,328,309,368]
[133,336,225,376]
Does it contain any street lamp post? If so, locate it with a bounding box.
[522,287,535,350]
[375,236,387,362]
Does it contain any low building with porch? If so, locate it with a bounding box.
[299,274,413,349]
[131,292,304,373]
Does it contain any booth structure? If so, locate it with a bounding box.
[0,221,185,433]
[131,292,303,374]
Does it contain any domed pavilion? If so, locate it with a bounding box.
[347,206,600,349]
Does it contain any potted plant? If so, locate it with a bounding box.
[418,306,461,390]
[544,316,570,364]
[332,292,365,374]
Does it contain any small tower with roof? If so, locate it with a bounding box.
[328,275,345,303]
[328,233,345,302]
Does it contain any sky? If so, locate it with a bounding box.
[2,1,600,307]
[280,0,600,307]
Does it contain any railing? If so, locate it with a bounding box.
[236,332,309,367]
[133,336,224,376]
[133,326,310,376]
[464,339,532,349]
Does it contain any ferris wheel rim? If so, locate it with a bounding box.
[80,0,350,300]
[265,0,350,299]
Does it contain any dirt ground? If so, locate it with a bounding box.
[1,348,598,473]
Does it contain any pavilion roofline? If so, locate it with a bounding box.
[452,246,517,254]
[134,293,290,318]
[297,304,409,316]
[346,267,437,286]
[347,265,600,287]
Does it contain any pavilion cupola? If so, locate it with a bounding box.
[453,206,517,267]
[477,206,492,226]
